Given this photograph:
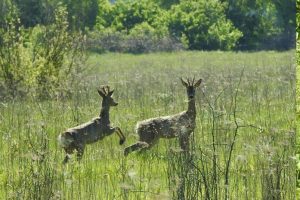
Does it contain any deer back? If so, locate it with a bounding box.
[67,117,112,144]
[137,111,194,139]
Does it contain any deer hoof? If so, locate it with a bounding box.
[119,138,125,145]
[124,148,129,156]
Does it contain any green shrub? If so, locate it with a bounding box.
[0,3,29,97]
[87,23,184,54]
[0,4,86,99]
[87,28,126,53]
[125,22,159,53]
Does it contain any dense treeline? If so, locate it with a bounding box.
[0,0,295,98]
[1,0,295,51]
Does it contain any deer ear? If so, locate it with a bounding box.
[108,90,114,96]
[97,89,105,97]
[194,79,202,88]
[180,78,188,87]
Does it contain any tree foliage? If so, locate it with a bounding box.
[297,0,300,39]
[154,0,179,9]
[95,0,243,51]
[224,0,295,49]
[167,0,242,50]
[64,0,99,30]
[97,0,164,32]
[271,0,295,49]
[93,0,293,51]
[14,0,50,27]
[0,0,296,53]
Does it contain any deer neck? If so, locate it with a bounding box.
[100,105,110,122]
[187,98,196,118]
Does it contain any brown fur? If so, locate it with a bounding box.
[124,77,202,156]
[58,86,125,163]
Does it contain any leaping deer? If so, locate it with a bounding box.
[124,77,202,156]
[58,86,126,163]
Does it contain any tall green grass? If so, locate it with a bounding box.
[0,51,295,199]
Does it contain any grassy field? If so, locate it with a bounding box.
[0,51,296,199]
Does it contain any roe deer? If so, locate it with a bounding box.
[58,86,126,163]
[124,77,202,156]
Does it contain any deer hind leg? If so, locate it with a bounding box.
[63,146,75,164]
[139,136,159,152]
[124,141,149,156]
[63,156,70,164]
[124,136,159,156]
[75,143,85,162]
[179,134,190,152]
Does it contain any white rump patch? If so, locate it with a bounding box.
[180,126,188,135]
[57,134,73,148]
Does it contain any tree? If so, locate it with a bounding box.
[167,0,242,50]
[154,0,179,9]
[14,0,53,27]
[271,0,295,49]
[96,0,168,34]
[96,0,114,31]
[13,0,99,30]
[224,0,294,50]
[64,0,99,30]
[0,0,13,27]
[111,0,163,32]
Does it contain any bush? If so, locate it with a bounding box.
[87,23,184,54]
[0,3,29,98]
[87,28,126,53]
[0,4,86,100]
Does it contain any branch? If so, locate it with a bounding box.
[224,67,245,200]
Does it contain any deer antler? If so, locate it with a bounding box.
[192,76,195,86]
[186,77,190,86]
[106,85,110,93]
[100,86,107,95]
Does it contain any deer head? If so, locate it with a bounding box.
[98,85,118,107]
[180,77,202,100]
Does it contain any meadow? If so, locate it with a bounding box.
[0,51,296,199]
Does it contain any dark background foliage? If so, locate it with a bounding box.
[1,0,295,51]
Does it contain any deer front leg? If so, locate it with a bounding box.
[112,127,126,145]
